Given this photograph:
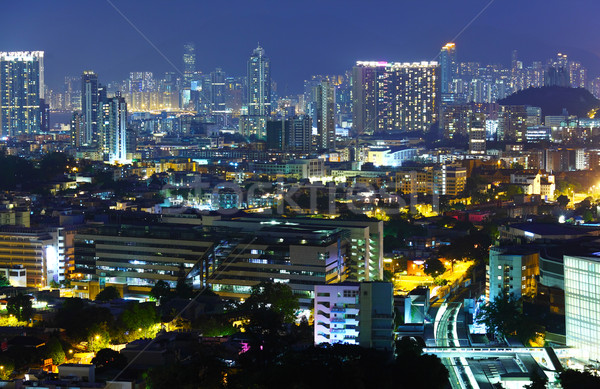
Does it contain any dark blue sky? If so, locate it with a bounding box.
[1,0,598,95]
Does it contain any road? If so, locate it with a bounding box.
[435,302,476,389]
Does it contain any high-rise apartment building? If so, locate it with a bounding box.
[70,111,84,148]
[498,105,528,141]
[440,43,456,94]
[183,42,196,85]
[100,92,128,164]
[266,115,312,153]
[315,81,335,150]
[0,51,44,136]
[241,45,272,138]
[442,104,472,139]
[81,71,100,146]
[469,113,486,154]
[352,61,439,134]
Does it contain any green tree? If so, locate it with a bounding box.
[423,258,445,277]
[194,316,236,337]
[150,280,171,303]
[0,356,15,380]
[244,282,299,324]
[7,294,32,321]
[87,323,111,353]
[556,194,570,208]
[91,348,127,369]
[477,293,527,336]
[43,337,66,365]
[559,369,600,389]
[0,273,10,287]
[95,286,121,302]
[120,302,158,336]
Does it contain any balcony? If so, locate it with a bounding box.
[331,318,345,323]
[331,306,346,312]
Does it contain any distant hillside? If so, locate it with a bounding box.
[498,86,600,118]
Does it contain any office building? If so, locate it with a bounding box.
[314,282,394,353]
[0,227,67,287]
[0,51,44,136]
[81,71,100,146]
[440,43,456,94]
[315,81,335,150]
[352,61,439,134]
[183,42,196,85]
[487,246,539,300]
[564,254,600,363]
[100,92,129,164]
[209,223,346,308]
[73,223,216,299]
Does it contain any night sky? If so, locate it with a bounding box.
[1,0,598,94]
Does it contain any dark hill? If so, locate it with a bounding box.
[498,86,600,118]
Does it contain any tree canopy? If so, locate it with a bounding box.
[560,369,600,389]
[423,258,446,278]
[243,282,299,324]
[7,294,32,321]
[95,286,121,302]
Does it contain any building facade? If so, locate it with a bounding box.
[100,93,129,164]
[315,81,335,150]
[81,71,99,146]
[352,61,439,134]
[0,51,44,136]
[487,246,539,300]
[564,254,600,363]
[314,282,394,353]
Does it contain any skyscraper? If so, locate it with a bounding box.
[352,61,439,134]
[440,43,456,94]
[315,81,335,150]
[0,51,44,136]
[210,68,226,112]
[247,45,271,116]
[183,42,196,86]
[100,92,128,164]
[81,71,99,146]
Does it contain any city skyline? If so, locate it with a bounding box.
[1,0,598,94]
